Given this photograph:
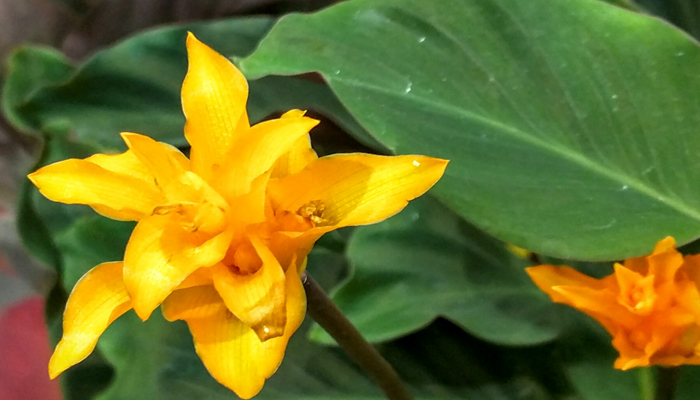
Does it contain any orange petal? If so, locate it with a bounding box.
[682,254,700,291]
[49,262,131,378]
[268,153,448,228]
[212,236,287,341]
[526,265,607,303]
[212,115,319,198]
[647,241,684,284]
[552,285,639,329]
[184,265,306,399]
[182,33,249,178]
[28,153,164,221]
[614,264,657,315]
[652,237,677,254]
[123,214,232,320]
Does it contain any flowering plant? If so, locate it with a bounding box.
[4,0,700,399]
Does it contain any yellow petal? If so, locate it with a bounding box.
[162,284,226,321]
[268,154,448,228]
[49,262,131,378]
[212,115,319,198]
[227,170,271,231]
[28,154,164,221]
[182,33,249,177]
[271,110,318,179]
[212,236,287,341]
[269,227,334,271]
[175,267,214,290]
[120,132,190,188]
[184,265,305,399]
[123,214,232,320]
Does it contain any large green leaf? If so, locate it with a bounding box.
[240,0,700,260]
[310,196,561,346]
[2,46,75,132]
[2,17,382,152]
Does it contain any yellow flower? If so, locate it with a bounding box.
[527,237,700,370]
[29,33,447,398]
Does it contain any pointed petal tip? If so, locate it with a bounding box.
[128,296,155,321]
[281,109,307,119]
[186,31,199,46]
[47,353,64,380]
[653,236,677,253]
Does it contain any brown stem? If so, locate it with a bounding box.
[302,272,414,400]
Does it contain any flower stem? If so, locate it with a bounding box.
[655,367,680,400]
[638,368,654,400]
[302,272,414,400]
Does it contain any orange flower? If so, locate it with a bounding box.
[29,33,447,398]
[527,237,700,369]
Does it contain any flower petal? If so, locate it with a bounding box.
[270,134,318,179]
[49,262,131,379]
[269,227,334,271]
[28,153,164,221]
[162,284,226,321]
[526,265,607,303]
[267,154,448,228]
[270,111,318,179]
[120,132,190,189]
[553,285,640,329]
[182,33,248,177]
[212,236,287,341]
[184,265,305,399]
[123,214,232,320]
[212,115,319,198]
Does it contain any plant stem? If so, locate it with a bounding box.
[302,272,414,400]
[655,367,680,400]
[638,368,654,400]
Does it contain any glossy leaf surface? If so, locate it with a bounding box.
[241,0,700,260]
[310,196,561,346]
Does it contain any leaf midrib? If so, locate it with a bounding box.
[330,76,700,223]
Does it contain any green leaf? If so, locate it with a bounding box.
[2,46,75,133]
[4,18,275,149]
[16,126,99,271]
[161,319,554,400]
[310,196,561,346]
[54,216,134,289]
[240,0,700,260]
[2,17,382,152]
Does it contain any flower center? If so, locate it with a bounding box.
[297,200,327,225]
[619,274,657,316]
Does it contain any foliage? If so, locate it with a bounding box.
[5,0,700,399]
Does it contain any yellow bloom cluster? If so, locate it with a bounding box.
[30,33,447,398]
[528,237,700,369]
